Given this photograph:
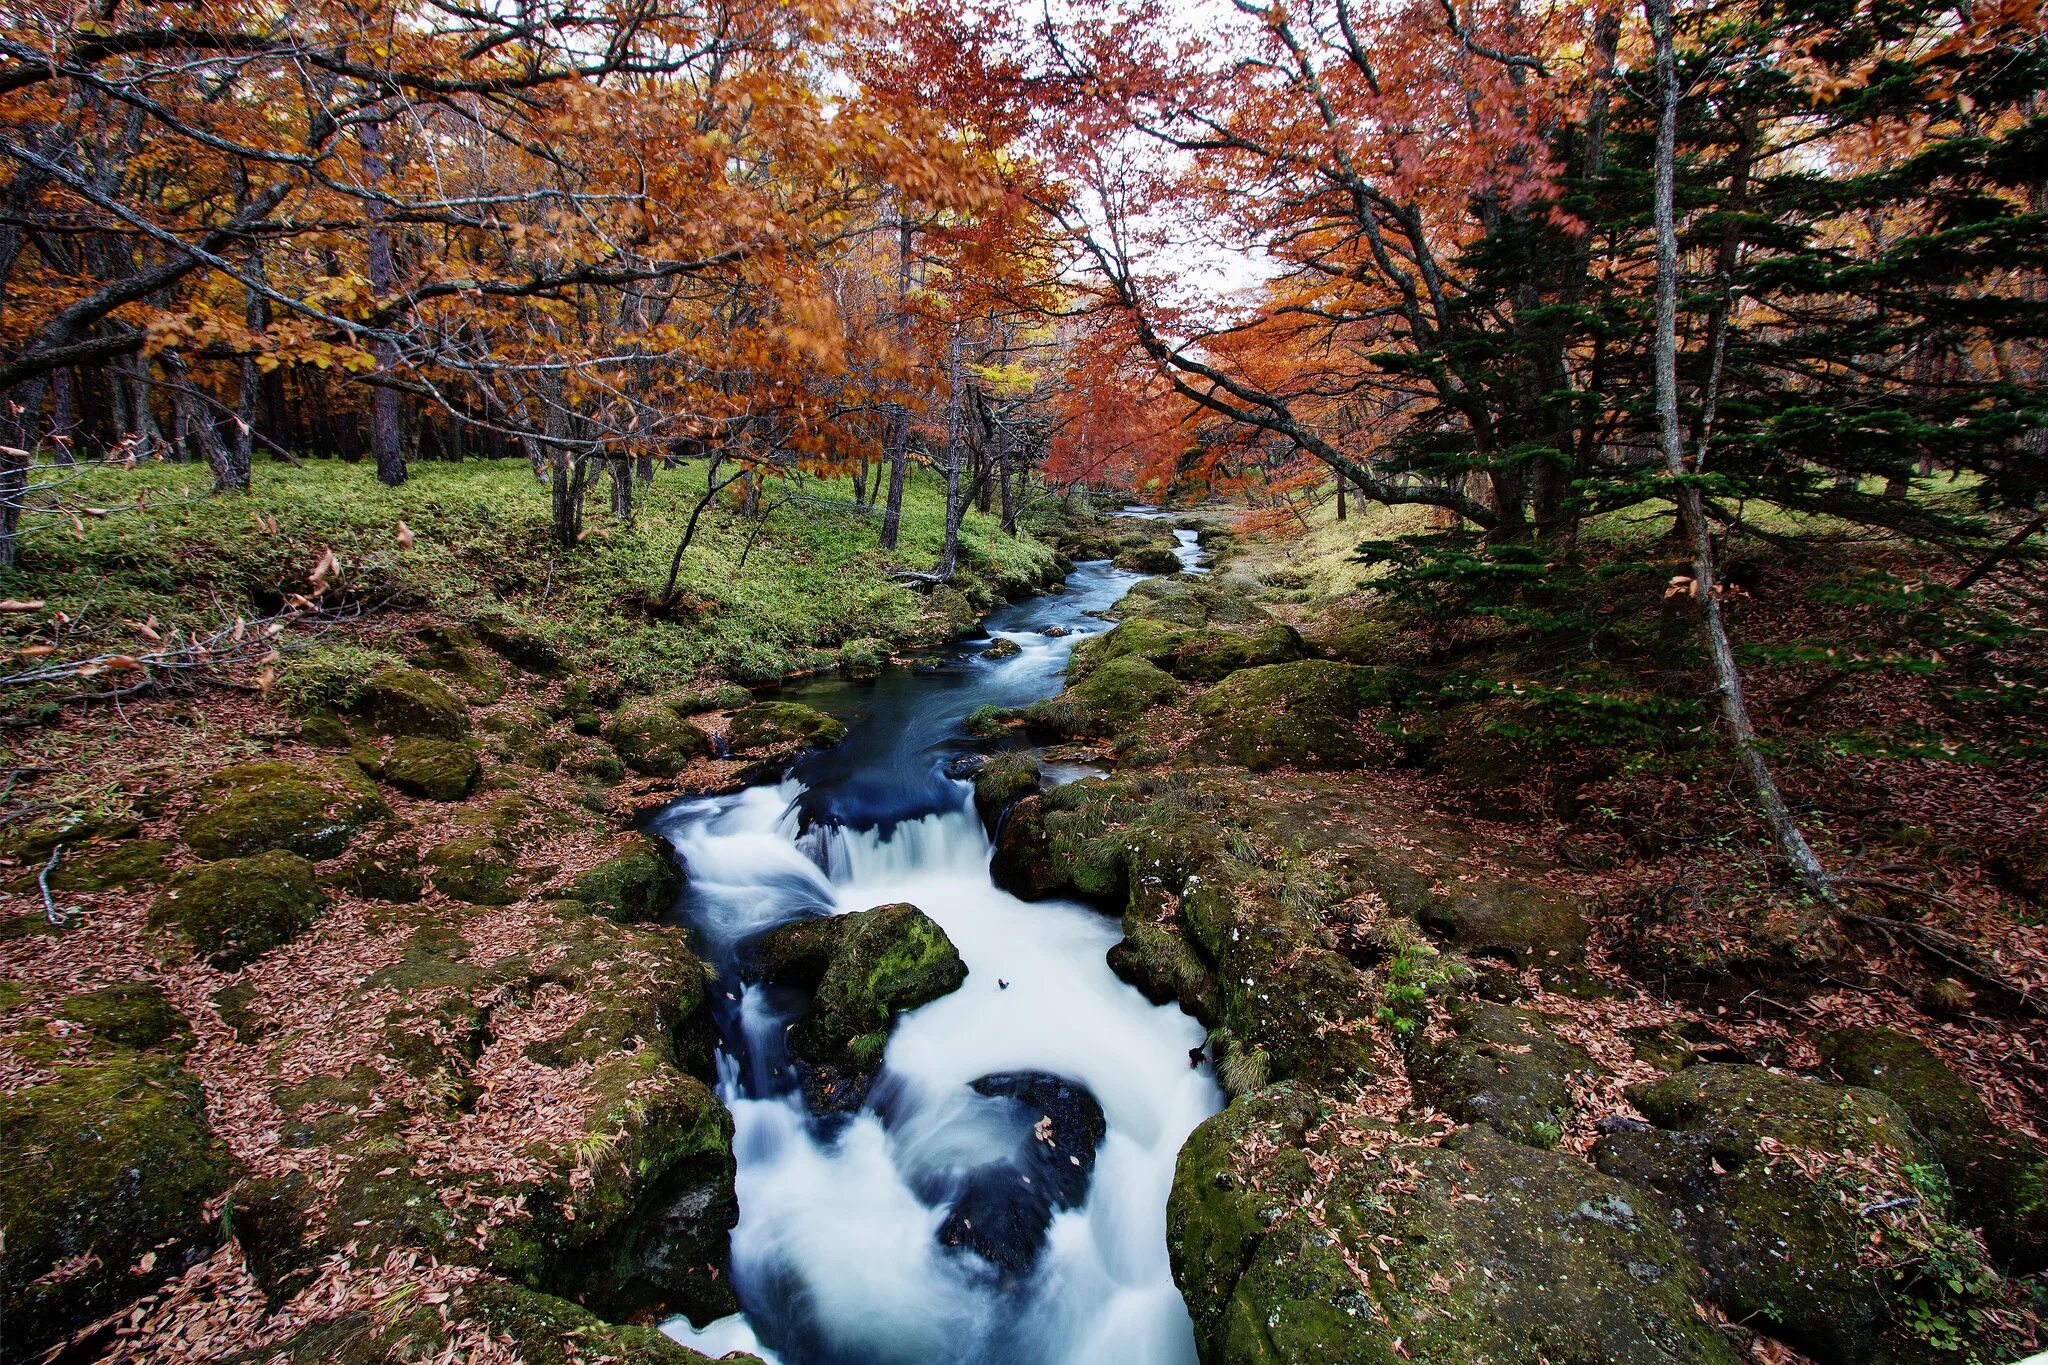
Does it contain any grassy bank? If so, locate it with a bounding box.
[0,457,1066,692]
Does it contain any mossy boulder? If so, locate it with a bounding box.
[839,637,891,678]
[425,829,527,905]
[1033,655,1181,738]
[323,840,425,903]
[8,836,169,893]
[377,735,482,801]
[1359,848,1590,968]
[0,1032,235,1355]
[971,751,1041,831]
[55,983,190,1051]
[179,759,387,861]
[474,611,564,673]
[1169,1092,1740,1365]
[151,850,326,966]
[411,622,509,703]
[1068,617,1192,679]
[1596,1064,1990,1364]
[725,701,847,755]
[758,903,967,1111]
[1107,917,1220,1026]
[1192,660,1404,770]
[1403,1000,1593,1148]
[565,833,684,923]
[990,794,1063,899]
[604,699,713,777]
[1169,620,1306,684]
[346,664,469,740]
[1113,543,1186,575]
[1820,1027,2048,1271]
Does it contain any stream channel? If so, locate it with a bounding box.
[654,516,1223,1365]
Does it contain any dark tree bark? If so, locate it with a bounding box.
[361,117,407,487]
[878,211,914,552]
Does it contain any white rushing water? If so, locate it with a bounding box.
[654,526,1220,1365]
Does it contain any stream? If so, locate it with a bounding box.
[653,519,1222,1365]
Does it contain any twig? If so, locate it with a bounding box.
[1838,907,2045,1019]
[1858,1195,1920,1217]
[39,844,64,924]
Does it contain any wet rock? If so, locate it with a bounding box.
[1041,624,1070,638]
[378,734,482,801]
[1403,1000,1594,1148]
[1114,544,1185,574]
[981,637,1022,660]
[971,751,1041,832]
[347,664,470,739]
[565,831,685,923]
[152,850,326,967]
[1107,917,1220,1026]
[1360,849,1590,968]
[990,795,1063,900]
[604,699,714,777]
[1819,1026,2048,1270]
[725,701,847,755]
[179,758,388,861]
[1170,1092,1739,1365]
[757,902,968,1112]
[0,999,236,1357]
[1191,660,1405,770]
[936,1073,1108,1274]
[1595,1064,1994,1364]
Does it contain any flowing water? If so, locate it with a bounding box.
[655,520,1221,1365]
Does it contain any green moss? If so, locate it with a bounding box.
[55,983,189,1051]
[411,622,510,703]
[971,751,1040,830]
[0,1050,235,1356]
[347,664,469,739]
[323,840,425,903]
[725,700,847,754]
[273,643,408,716]
[761,903,967,1066]
[566,833,684,923]
[179,758,387,861]
[1114,543,1185,574]
[1191,660,1403,770]
[377,735,482,801]
[1402,1000,1593,1147]
[1107,917,1220,1025]
[1033,654,1181,737]
[152,850,326,966]
[8,836,170,892]
[1068,617,1191,679]
[473,610,564,673]
[604,699,712,777]
[424,830,526,905]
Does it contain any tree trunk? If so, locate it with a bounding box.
[610,454,634,527]
[1645,0,1836,916]
[937,323,967,578]
[48,369,77,465]
[879,211,914,552]
[362,118,407,487]
[1335,464,1347,521]
[997,423,1016,535]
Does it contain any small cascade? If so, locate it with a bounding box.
[653,536,1222,1365]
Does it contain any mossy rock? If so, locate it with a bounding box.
[566,833,684,923]
[8,837,170,893]
[971,751,1041,832]
[990,794,1063,899]
[564,738,628,787]
[179,759,387,862]
[1360,849,1590,968]
[377,735,482,801]
[0,1048,236,1356]
[55,983,190,1051]
[411,622,510,704]
[1596,1064,1989,1364]
[725,701,847,755]
[425,830,527,905]
[1403,1000,1593,1148]
[461,1276,745,1365]
[1170,1096,1740,1365]
[604,700,713,777]
[759,903,966,1111]
[927,584,982,637]
[1032,655,1181,738]
[474,611,564,673]
[1820,1027,2048,1271]
[322,839,425,903]
[1107,917,1220,1026]
[0,809,139,863]
[1113,543,1185,575]
[151,850,326,967]
[1067,617,1192,679]
[1191,660,1403,770]
[1169,620,1306,684]
[346,664,469,740]
[839,637,891,678]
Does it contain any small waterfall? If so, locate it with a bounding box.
[653,543,1222,1365]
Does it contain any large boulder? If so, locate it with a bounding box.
[472,611,564,673]
[1169,1088,1741,1365]
[1106,917,1220,1026]
[1071,616,1304,686]
[1191,660,1404,770]
[725,700,846,755]
[425,829,528,905]
[151,849,326,966]
[1403,1000,1595,1148]
[1596,1064,1996,1364]
[1113,543,1185,574]
[757,903,967,1111]
[179,758,387,861]
[604,699,714,777]
[0,991,236,1356]
[971,751,1041,831]
[1819,1027,2048,1271]
[565,832,685,923]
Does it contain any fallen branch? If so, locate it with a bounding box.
[1837,903,2044,1019]
[39,844,64,924]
